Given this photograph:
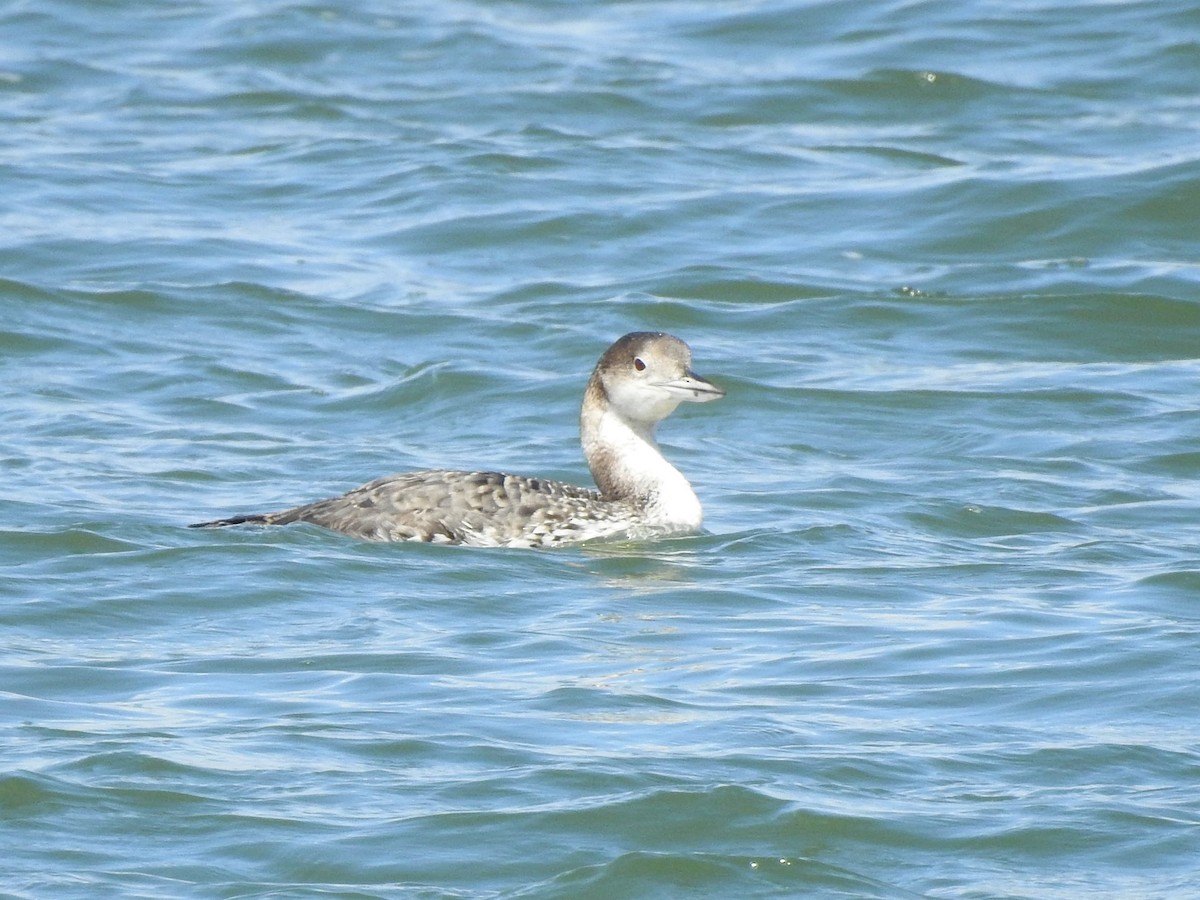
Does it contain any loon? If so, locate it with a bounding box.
[189,332,725,548]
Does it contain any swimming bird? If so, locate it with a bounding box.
[189,331,724,548]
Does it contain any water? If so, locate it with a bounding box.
[2,0,1199,896]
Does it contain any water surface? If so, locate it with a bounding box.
[2,1,1198,897]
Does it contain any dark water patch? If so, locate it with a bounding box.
[853,68,1015,104]
[0,527,147,570]
[531,849,908,900]
[1124,571,1200,621]
[813,143,966,170]
[904,502,1082,540]
[875,293,1199,363]
[648,268,838,304]
[0,773,65,815]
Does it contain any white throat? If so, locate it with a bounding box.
[582,400,703,531]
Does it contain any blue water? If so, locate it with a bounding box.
[3,1,1199,897]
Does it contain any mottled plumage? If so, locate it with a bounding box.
[190,332,724,548]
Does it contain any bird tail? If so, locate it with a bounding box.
[187,513,273,529]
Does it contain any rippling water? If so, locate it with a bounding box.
[2,1,1199,897]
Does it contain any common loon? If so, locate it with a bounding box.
[189,331,724,548]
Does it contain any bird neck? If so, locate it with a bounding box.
[579,376,703,529]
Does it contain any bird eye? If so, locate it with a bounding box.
[633,357,646,371]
